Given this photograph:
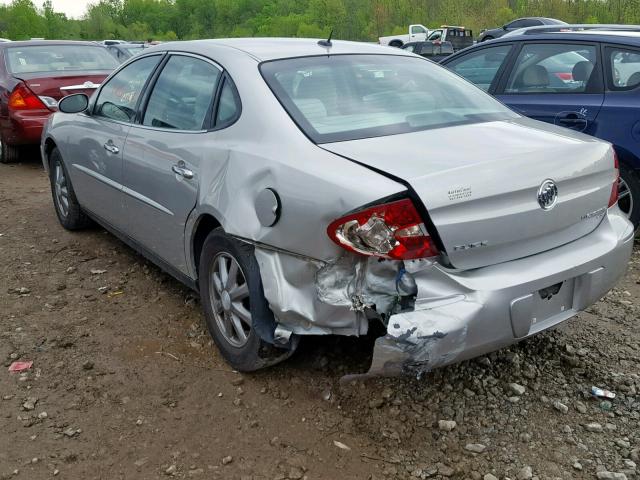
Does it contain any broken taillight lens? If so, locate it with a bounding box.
[608,150,619,208]
[327,198,439,260]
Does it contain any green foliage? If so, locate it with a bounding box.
[0,0,637,41]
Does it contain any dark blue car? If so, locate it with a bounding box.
[441,28,640,228]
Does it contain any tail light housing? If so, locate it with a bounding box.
[608,150,619,208]
[327,198,439,260]
[8,83,49,111]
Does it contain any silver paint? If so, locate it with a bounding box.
[41,38,634,376]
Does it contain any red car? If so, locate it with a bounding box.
[0,40,118,163]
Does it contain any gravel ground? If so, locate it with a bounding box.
[1,157,639,480]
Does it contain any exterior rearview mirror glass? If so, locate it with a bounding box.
[58,94,89,114]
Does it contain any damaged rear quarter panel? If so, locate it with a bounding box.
[186,53,407,275]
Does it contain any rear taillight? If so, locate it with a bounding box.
[554,72,573,81]
[327,198,439,260]
[8,83,48,111]
[608,150,620,208]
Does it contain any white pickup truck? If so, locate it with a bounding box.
[379,24,430,47]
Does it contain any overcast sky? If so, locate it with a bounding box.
[0,0,92,19]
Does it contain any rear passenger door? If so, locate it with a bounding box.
[121,53,236,274]
[598,46,640,156]
[495,42,604,134]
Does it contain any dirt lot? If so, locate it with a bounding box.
[1,157,639,480]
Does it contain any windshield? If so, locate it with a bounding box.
[6,45,118,74]
[261,54,517,143]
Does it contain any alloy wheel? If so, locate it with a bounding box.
[209,252,251,348]
[618,176,633,220]
[54,161,70,218]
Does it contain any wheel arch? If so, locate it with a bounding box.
[42,137,58,172]
[190,212,223,279]
[613,144,640,171]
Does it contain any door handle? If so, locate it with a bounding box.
[555,113,588,131]
[172,164,194,179]
[103,142,119,154]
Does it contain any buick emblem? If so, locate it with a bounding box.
[537,179,558,210]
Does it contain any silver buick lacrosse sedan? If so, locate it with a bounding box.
[41,38,633,376]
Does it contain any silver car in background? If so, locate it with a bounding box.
[41,38,633,376]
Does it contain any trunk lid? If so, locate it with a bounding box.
[323,118,615,270]
[14,71,110,103]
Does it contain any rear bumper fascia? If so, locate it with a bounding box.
[3,110,51,146]
[366,207,633,376]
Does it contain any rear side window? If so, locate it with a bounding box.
[94,55,160,123]
[504,43,598,94]
[446,45,512,92]
[5,45,118,74]
[608,48,640,90]
[143,55,221,131]
[215,78,241,127]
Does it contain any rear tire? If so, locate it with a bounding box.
[389,40,403,48]
[0,138,20,164]
[618,164,640,230]
[198,228,297,371]
[49,147,92,230]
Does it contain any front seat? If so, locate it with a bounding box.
[572,60,594,88]
[626,71,640,88]
[517,64,550,92]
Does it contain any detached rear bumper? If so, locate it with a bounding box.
[367,207,634,376]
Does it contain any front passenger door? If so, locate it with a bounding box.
[66,55,162,230]
[444,44,514,92]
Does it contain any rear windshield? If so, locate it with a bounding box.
[260,54,517,143]
[122,45,145,55]
[6,45,118,75]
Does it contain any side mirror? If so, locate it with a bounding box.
[58,94,89,114]
[503,25,509,30]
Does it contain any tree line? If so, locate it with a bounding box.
[1,0,639,43]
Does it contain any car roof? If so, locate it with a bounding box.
[0,40,105,49]
[477,29,640,46]
[441,29,640,63]
[149,38,411,62]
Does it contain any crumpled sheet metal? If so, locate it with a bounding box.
[315,254,400,316]
[256,246,481,378]
[345,296,482,380]
[255,248,405,336]
[254,248,368,335]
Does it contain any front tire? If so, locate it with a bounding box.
[49,147,92,230]
[198,228,296,371]
[389,40,403,48]
[0,138,20,164]
[619,164,640,230]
